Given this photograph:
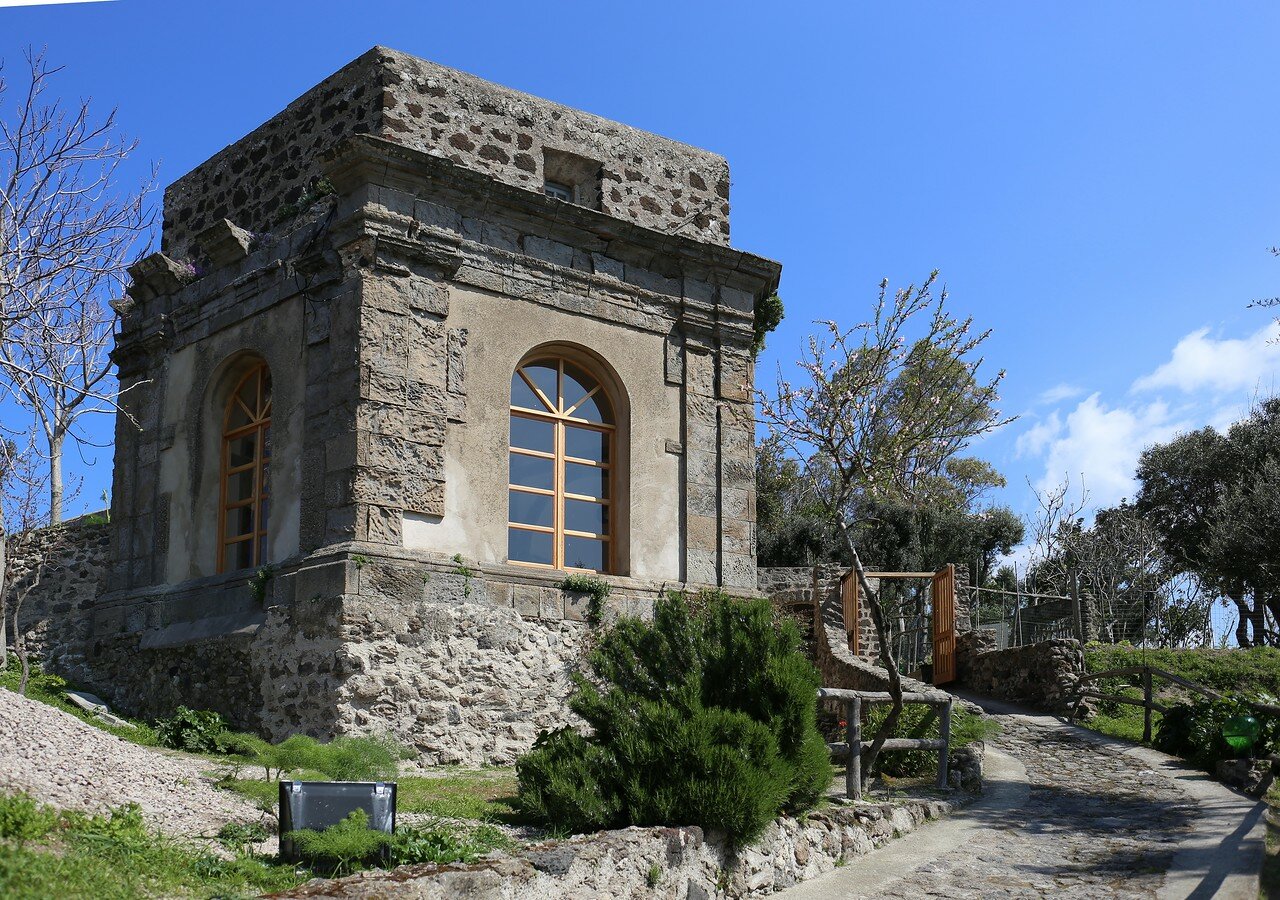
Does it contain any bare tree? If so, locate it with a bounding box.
[1,429,51,694]
[0,49,153,522]
[760,271,1011,780]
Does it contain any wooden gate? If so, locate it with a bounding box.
[840,565,957,686]
[931,564,957,685]
[841,570,859,655]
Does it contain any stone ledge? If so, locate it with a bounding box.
[269,791,977,899]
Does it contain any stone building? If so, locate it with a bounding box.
[47,48,780,763]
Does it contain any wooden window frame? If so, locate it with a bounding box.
[508,357,615,574]
[217,363,272,574]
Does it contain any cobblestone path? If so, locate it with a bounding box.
[876,713,1199,899]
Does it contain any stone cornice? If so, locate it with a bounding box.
[322,134,782,298]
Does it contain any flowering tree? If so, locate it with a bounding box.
[759,271,1011,779]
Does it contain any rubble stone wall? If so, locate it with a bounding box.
[959,638,1085,713]
[163,47,731,260]
[3,517,110,668]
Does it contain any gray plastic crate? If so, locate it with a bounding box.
[278,780,397,862]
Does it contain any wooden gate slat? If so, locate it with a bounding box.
[931,564,956,685]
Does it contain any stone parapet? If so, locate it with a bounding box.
[959,639,1085,714]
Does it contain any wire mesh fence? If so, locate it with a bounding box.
[971,581,1219,650]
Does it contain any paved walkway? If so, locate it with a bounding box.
[784,698,1265,899]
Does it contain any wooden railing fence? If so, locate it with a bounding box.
[1069,664,1280,743]
[818,687,953,801]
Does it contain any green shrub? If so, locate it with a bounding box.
[388,821,511,866]
[228,733,409,782]
[216,821,271,852]
[516,590,830,844]
[560,573,611,624]
[0,793,58,844]
[154,706,229,753]
[291,809,390,875]
[1155,694,1279,770]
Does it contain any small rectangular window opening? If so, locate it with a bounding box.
[544,181,573,203]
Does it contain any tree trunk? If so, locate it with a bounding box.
[1230,592,1251,648]
[48,428,64,525]
[0,506,6,670]
[837,517,903,785]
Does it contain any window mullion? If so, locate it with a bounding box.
[554,419,565,570]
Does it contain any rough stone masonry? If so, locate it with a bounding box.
[8,47,781,765]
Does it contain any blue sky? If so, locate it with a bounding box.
[2,0,1278,535]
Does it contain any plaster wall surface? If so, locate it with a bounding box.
[402,284,681,581]
[157,300,308,583]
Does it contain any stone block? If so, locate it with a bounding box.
[513,583,540,618]
[523,236,574,268]
[196,219,253,267]
[539,588,563,621]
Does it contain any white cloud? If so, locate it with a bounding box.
[1132,322,1280,395]
[1014,411,1062,459]
[1032,394,1186,508]
[1037,383,1084,404]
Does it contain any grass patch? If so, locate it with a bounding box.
[0,657,159,748]
[0,793,305,899]
[219,768,520,823]
[1079,646,1280,746]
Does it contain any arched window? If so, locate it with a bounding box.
[219,363,272,573]
[509,356,614,573]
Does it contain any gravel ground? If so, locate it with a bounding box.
[0,687,270,839]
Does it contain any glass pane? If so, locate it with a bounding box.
[509,528,553,566]
[262,425,272,458]
[561,362,599,415]
[565,461,608,499]
[511,370,549,412]
[258,535,268,566]
[227,539,254,570]
[564,536,606,572]
[509,490,554,528]
[260,496,270,530]
[260,462,270,492]
[227,400,253,430]
[511,415,554,453]
[227,433,257,469]
[226,469,255,503]
[510,453,554,491]
[565,498,608,536]
[565,426,608,463]
[225,505,254,539]
[521,363,558,410]
[571,392,611,424]
[260,369,272,412]
[237,373,258,417]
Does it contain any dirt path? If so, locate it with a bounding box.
[783,699,1264,899]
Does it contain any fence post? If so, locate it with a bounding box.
[1142,668,1153,743]
[937,699,952,790]
[848,697,862,801]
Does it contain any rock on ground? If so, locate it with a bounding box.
[0,687,268,838]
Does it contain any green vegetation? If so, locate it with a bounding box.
[154,707,229,754]
[0,793,305,899]
[1079,646,1280,747]
[289,808,512,876]
[1155,695,1278,771]
[516,590,830,844]
[559,573,611,624]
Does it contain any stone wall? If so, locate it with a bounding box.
[274,794,967,899]
[3,517,110,669]
[959,638,1085,713]
[162,47,732,261]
